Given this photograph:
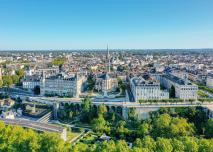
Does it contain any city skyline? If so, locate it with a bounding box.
[0,1,213,150]
[0,0,213,50]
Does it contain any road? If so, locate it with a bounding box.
[0,87,37,98]
[51,120,91,131]
[0,118,65,132]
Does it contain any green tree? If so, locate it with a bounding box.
[115,120,129,139]
[139,99,143,105]
[132,147,148,152]
[198,138,213,152]
[205,118,213,138]
[39,132,70,152]
[137,122,151,137]
[82,97,91,113]
[80,97,93,123]
[152,114,172,138]
[182,137,198,152]
[170,117,195,137]
[134,138,143,148]
[72,143,88,152]
[96,140,116,152]
[0,78,3,87]
[98,104,107,115]
[11,75,19,84]
[69,111,74,119]
[92,115,110,133]
[142,136,156,152]
[156,138,173,152]
[116,140,130,152]
[152,114,194,138]
[118,78,127,94]
[16,69,25,78]
[2,75,13,86]
[128,107,138,122]
[52,57,66,66]
[172,138,185,152]
[0,121,71,152]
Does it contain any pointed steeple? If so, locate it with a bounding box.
[107,45,110,73]
[0,67,2,80]
[0,67,2,85]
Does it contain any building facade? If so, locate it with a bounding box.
[40,73,86,97]
[94,46,118,93]
[206,74,213,88]
[95,73,118,92]
[130,76,169,102]
[22,75,41,90]
[157,73,198,99]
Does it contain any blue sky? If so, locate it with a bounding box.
[0,0,213,50]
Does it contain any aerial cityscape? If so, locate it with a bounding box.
[0,0,213,152]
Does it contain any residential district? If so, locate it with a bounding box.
[0,49,213,151]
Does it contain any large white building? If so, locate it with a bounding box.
[130,76,169,102]
[22,75,41,90]
[40,73,86,97]
[206,74,213,88]
[157,74,198,99]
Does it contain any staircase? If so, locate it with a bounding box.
[37,111,52,123]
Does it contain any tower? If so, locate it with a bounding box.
[41,70,46,81]
[40,70,46,95]
[107,45,111,73]
[0,67,2,80]
[184,73,189,84]
[0,67,2,87]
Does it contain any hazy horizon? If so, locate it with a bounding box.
[0,48,213,52]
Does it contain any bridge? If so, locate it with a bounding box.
[28,96,213,108]
[28,97,213,119]
[0,118,67,141]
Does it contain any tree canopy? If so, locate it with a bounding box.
[0,121,70,152]
[52,57,66,66]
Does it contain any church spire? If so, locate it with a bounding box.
[107,45,110,73]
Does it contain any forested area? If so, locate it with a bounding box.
[72,136,213,152]
[0,121,70,152]
[1,97,213,152]
[71,107,213,152]
[58,98,213,152]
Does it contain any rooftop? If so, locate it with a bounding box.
[163,74,192,85]
[46,74,76,81]
[22,75,40,82]
[132,76,159,86]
